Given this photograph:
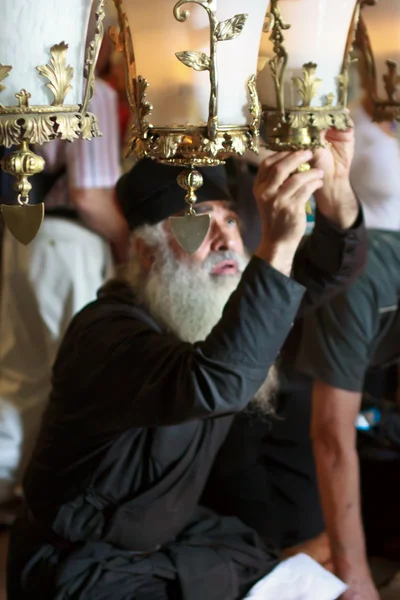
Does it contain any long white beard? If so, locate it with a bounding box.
[123,227,278,413]
[140,250,247,344]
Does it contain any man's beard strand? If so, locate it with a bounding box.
[124,233,278,414]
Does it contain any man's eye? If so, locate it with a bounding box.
[227,217,237,226]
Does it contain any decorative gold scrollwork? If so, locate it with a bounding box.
[248,75,262,153]
[0,110,99,148]
[267,1,290,115]
[174,0,248,142]
[82,0,106,113]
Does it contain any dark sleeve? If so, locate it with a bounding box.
[293,207,367,317]
[53,257,304,432]
[295,280,378,391]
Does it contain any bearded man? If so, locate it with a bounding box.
[7,144,365,600]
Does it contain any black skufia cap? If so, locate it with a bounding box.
[116,158,233,230]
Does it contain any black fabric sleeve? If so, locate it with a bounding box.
[52,257,304,432]
[293,207,367,317]
[296,280,378,391]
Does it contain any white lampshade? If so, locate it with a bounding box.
[123,0,268,128]
[0,0,93,107]
[258,0,358,109]
[360,0,400,104]
[0,0,105,147]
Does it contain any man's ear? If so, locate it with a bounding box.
[134,237,155,272]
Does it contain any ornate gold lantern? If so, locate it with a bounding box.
[257,0,360,151]
[356,0,400,123]
[111,0,269,253]
[0,0,105,245]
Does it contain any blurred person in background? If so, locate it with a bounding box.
[0,24,129,523]
[348,41,400,231]
[297,228,400,600]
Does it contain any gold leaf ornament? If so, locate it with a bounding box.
[55,114,80,141]
[202,136,225,156]
[154,134,184,159]
[325,93,335,107]
[133,136,152,158]
[176,51,211,71]
[81,115,95,140]
[90,115,102,139]
[225,133,247,154]
[138,76,152,118]
[215,14,248,41]
[23,114,55,145]
[0,118,21,147]
[0,64,12,93]
[80,113,101,140]
[292,63,322,108]
[37,42,74,105]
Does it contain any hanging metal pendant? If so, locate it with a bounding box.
[0,141,46,244]
[1,202,44,245]
[169,166,210,254]
[170,211,211,254]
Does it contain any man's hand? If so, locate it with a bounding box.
[254,150,324,276]
[311,125,359,229]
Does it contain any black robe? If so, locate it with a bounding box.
[7,257,305,600]
[7,210,366,599]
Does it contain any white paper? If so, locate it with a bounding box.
[243,553,348,600]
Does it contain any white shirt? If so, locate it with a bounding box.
[350,106,400,230]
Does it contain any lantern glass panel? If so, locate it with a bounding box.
[258,0,358,108]
[0,0,94,106]
[125,0,269,127]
